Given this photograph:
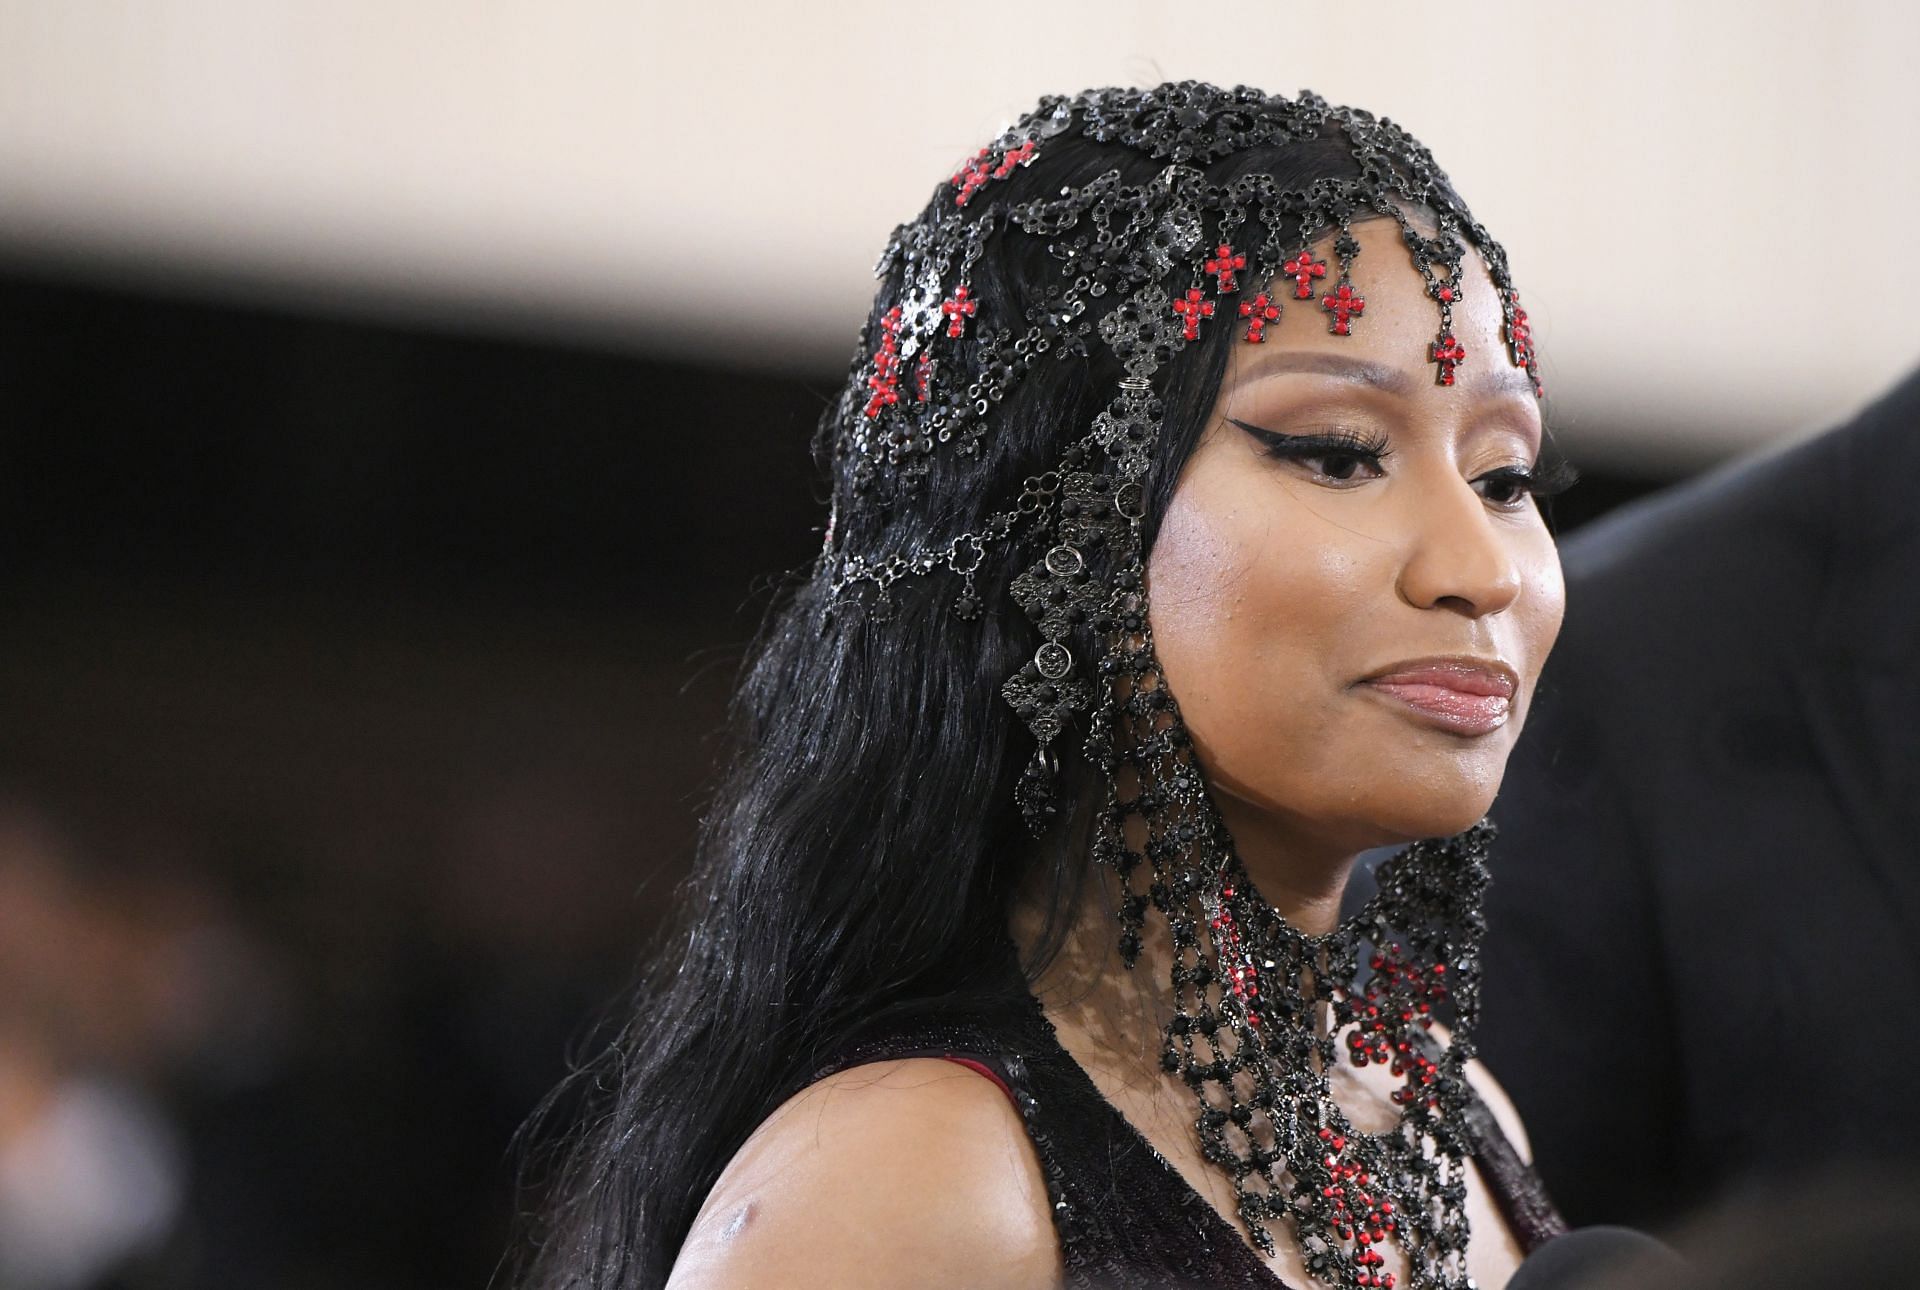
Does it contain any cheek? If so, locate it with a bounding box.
[1147,478,1275,723]
[1518,535,1568,694]
[1146,481,1361,773]
[1535,544,1567,637]
[1145,488,1247,703]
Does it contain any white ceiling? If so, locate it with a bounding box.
[2,1,1915,470]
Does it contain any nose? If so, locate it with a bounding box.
[1395,470,1524,618]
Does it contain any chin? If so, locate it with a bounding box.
[1295,761,1501,849]
[1365,784,1500,844]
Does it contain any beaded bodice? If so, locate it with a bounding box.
[803,933,1567,1290]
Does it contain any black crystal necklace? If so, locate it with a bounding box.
[1089,602,1496,1290]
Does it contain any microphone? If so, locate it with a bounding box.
[1505,1225,1687,1290]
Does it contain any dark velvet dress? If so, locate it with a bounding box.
[807,930,1568,1290]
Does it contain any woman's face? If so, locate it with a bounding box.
[1147,217,1565,865]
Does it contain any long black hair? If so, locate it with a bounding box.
[509,118,1489,1290]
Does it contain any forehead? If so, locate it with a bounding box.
[1218,216,1539,410]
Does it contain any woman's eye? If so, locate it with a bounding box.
[1476,471,1530,508]
[1301,448,1385,483]
[1228,419,1391,487]
[1476,459,1579,510]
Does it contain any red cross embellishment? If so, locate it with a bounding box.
[991,139,1037,178]
[1430,332,1467,386]
[1204,243,1246,293]
[1209,885,1262,1029]
[941,285,978,337]
[1238,293,1280,343]
[863,372,899,417]
[950,148,994,207]
[1321,283,1366,335]
[1282,250,1328,299]
[862,307,904,417]
[1171,288,1215,340]
[1505,294,1534,366]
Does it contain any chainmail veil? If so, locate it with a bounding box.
[813,83,1545,1290]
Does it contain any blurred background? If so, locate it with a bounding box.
[0,3,1913,1287]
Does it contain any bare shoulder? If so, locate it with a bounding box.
[665,1058,1063,1290]
[1430,1020,1533,1164]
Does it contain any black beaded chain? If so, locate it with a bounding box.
[1056,333,1497,1284]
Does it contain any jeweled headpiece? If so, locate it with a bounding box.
[820,81,1540,827]
[814,83,1554,1289]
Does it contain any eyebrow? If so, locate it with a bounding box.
[1239,349,1538,402]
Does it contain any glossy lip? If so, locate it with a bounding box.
[1357,656,1518,697]
[1354,656,1519,737]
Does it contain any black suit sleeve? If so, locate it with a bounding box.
[1477,651,1685,1227]
[1477,365,1920,1227]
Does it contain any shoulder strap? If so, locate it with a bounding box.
[807,1032,1021,1106]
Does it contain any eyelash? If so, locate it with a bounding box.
[1228,418,1581,510]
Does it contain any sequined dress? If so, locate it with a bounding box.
[804,930,1567,1290]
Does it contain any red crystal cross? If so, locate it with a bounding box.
[1318,1126,1398,1290]
[1341,944,1450,1110]
[1205,242,1247,293]
[1321,283,1366,335]
[1207,884,1262,1028]
[1505,293,1535,366]
[992,138,1036,178]
[950,148,994,207]
[941,285,978,337]
[951,140,1039,207]
[1238,292,1280,343]
[1283,250,1328,299]
[862,307,904,418]
[1171,288,1215,340]
[1429,333,1467,386]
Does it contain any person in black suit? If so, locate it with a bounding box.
[1468,366,1920,1228]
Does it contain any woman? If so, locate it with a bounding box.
[518,83,1605,1289]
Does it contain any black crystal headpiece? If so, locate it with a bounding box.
[817,82,1541,833]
